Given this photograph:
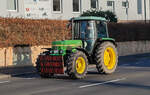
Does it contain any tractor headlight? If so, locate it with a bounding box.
[49,50,53,54]
[59,50,64,54]
[53,50,59,54]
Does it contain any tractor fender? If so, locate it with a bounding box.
[75,48,91,64]
[75,48,90,57]
[91,38,117,56]
[95,38,117,47]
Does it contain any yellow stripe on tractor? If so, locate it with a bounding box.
[53,45,80,47]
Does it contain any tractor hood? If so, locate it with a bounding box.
[52,40,82,50]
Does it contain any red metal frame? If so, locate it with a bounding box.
[39,55,64,74]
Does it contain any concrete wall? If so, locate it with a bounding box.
[117,41,150,56]
[0,41,150,67]
[0,45,51,67]
[0,47,13,67]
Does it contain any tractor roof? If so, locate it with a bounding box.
[73,16,106,21]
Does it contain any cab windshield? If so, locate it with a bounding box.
[74,21,95,40]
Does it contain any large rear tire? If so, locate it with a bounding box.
[66,51,88,79]
[94,42,118,74]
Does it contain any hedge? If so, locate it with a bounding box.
[0,17,70,47]
[81,10,118,22]
[0,17,150,48]
[108,23,150,42]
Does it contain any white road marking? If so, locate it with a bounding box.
[0,81,10,84]
[79,78,126,88]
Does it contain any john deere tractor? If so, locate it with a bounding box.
[36,16,118,79]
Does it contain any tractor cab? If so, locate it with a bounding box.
[70,17,108,53]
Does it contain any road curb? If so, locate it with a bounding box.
[0,71,37,79]
[11,71,37,77]
[0,74,11,79]
[0,65,36,79]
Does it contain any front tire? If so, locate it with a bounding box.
[66,51,88,79]
[94,42,118,74]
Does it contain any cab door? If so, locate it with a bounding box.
[79,21,97,54]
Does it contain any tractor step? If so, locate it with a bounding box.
[39,55,64,74]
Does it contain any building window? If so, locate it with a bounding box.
[137,0,142,14]
[107,1,113,6]
[53,0,62,12]
[122,1,129,8]
[107,1,115,12]
[7,0,18,11]
[91,0,99,9]
[73,0,80,12]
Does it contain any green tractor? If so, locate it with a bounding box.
[36,16,118,79]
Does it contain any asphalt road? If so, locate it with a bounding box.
[0,54,150,95]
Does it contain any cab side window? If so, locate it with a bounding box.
[74,22,79,39]
[96,21,107,38]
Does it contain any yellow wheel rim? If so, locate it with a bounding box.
[75,57,86,74]
[104,47,116,70]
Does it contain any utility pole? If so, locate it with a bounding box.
[112,1,115,13]
[144,0,147,23]
[149,0,150,23]
[126,0,129,21]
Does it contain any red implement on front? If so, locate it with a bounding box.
[39,55,64,74]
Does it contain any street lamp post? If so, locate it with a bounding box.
[126,0,129,21]
[144,0,147,23]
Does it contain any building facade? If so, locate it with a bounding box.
[0,0,150,21]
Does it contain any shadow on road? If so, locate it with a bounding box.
[1,53,150,80]
[119,53,150,67]
[104,82,150,90]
